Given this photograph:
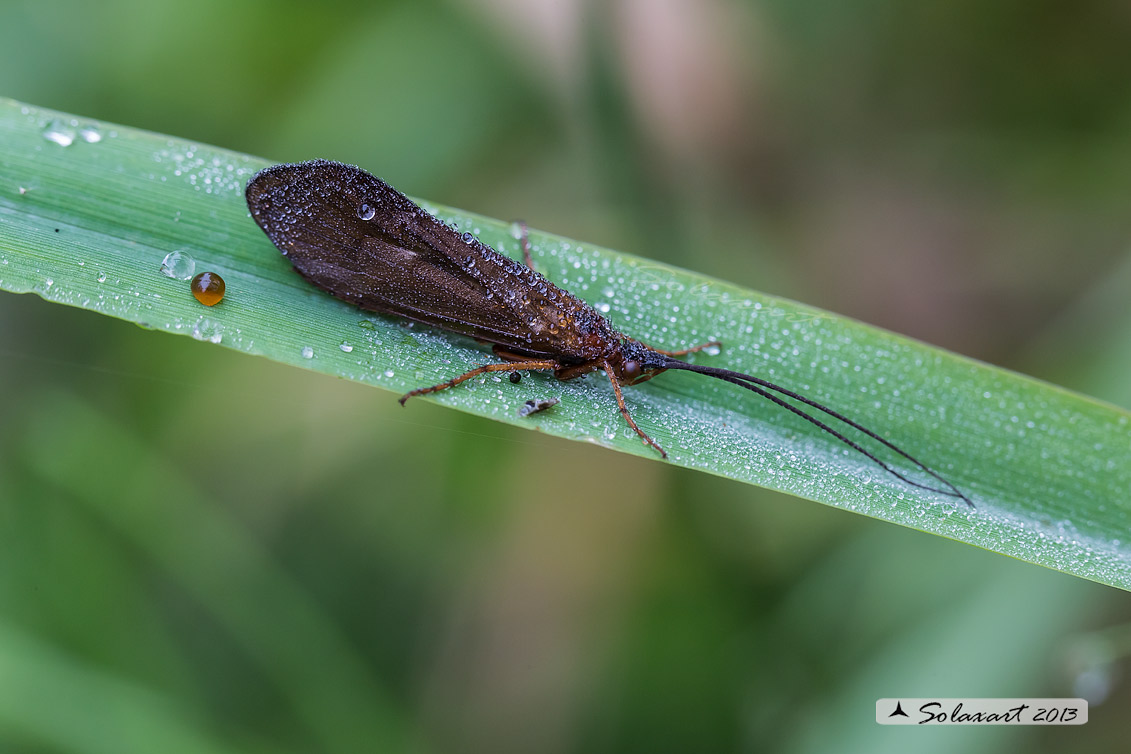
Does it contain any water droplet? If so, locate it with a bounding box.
[384,369,395,378]
[79,126,102,143]
[462,231,476,244]
[191,317,223,343]
[357,203,375,221]
[96,272,107,283]
[159,250,196,280]
[43,119,76,147]
[704,344,721,356]
[595,302,611,313]
[339,341,354,353]
[191,271,225,306]
[301,346,314,359]
[44,278,54,289]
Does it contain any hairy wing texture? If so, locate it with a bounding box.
[246,160,614,361]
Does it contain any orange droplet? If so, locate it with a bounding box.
[191,271,225,306]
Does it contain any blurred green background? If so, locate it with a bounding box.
[1,0,1130,752]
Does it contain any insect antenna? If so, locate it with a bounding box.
[655,357,974,507]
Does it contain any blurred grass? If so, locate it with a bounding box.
[2,1,1131,753]
[0,619,246,754]
[20,392,417,754]
[2,97,1129,592]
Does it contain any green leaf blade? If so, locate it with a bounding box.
[2,98,1128,589]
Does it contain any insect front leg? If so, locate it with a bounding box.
[645,340,722,357]
[603,361,667,459]
[399,359,560,405]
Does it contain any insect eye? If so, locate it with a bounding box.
[623,360,641,380]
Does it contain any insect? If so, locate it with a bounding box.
[518,397,560,418]
[246,160,972,507]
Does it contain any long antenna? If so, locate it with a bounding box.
[659,357,974,507]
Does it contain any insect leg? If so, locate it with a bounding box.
[492,344,544,361]
[399,360,560,404]
[604,361,667,458]
[518,220,535,271]
[645,340,722,357]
